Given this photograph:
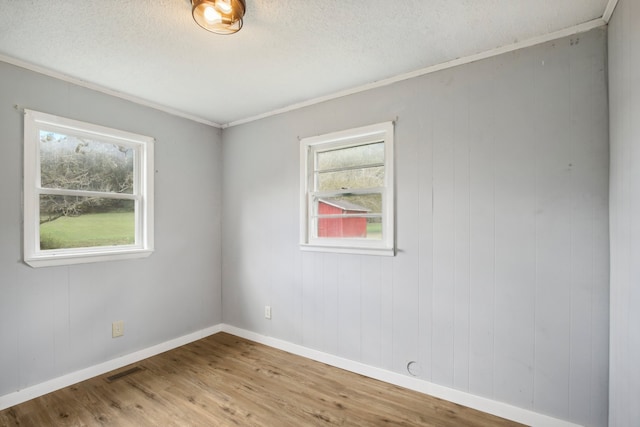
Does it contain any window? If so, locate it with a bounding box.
[300,122,394,256]
[23,110,154,267]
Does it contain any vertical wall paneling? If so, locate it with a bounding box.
[452,73,472,392]
[17,270,63,388]
[322,254,340,355]
[0,96,21,394]
[609,0,640,424]
[492,50,537,410]
[587,39,610,427]
[337,255,362,361]
[431,72,458,388]
[0,269,19,392]
[567,35,610,426]
[393,96,423,377]
[532,39,572,418]
[0,61,223,399]
[380,256,394,371]
[221,29,609,426]
[467,58,497,399]
[269,136,303,344]
[566,45,595,426]
[361,256,383,367]
[417,81,434,383]
[301,252,322,350]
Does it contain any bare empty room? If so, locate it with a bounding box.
[0,1,638,426]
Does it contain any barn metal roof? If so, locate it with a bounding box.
[318,199,371,213]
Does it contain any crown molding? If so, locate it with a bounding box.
[1,11,612,131]
[0,54,222,129]
[603,0,620,22]
[222,18,606,129]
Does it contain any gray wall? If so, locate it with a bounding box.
[0,62,223,396]
[222,29,609,426]
[608,0,640,425]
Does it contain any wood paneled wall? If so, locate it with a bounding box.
[222,28,609,426]
[608,0,640,424]
[0,62,223,400]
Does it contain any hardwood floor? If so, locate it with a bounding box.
[0,333,525,426]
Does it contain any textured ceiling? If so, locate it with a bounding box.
[0,0,610,127]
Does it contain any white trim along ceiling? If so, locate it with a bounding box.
[0,0,619,128]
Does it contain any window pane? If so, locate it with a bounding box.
[314,215,382,240]
[313,194,382,240]
[39,131,134,194]
[317,166,384,191]
[317,142,384,171]
[314,193,382,215]
[39,195,135,249]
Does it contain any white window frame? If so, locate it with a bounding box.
[300,121,395,256]
[23,110,154,267]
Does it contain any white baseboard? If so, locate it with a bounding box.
[219,324,583,427]
[0,323,582,427]
[0,324,222,411]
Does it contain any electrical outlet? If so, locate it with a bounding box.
[265,305,272,320]
[112,320,124,338]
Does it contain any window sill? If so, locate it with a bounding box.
[24,248,153,268]
[300,244,395,257]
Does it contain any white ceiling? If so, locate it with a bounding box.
[0,1,612,127]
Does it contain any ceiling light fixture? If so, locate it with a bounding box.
[191,0,246,35]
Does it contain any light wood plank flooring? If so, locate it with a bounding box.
[0,333,525,426]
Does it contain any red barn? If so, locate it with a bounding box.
[317,199,370,238]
